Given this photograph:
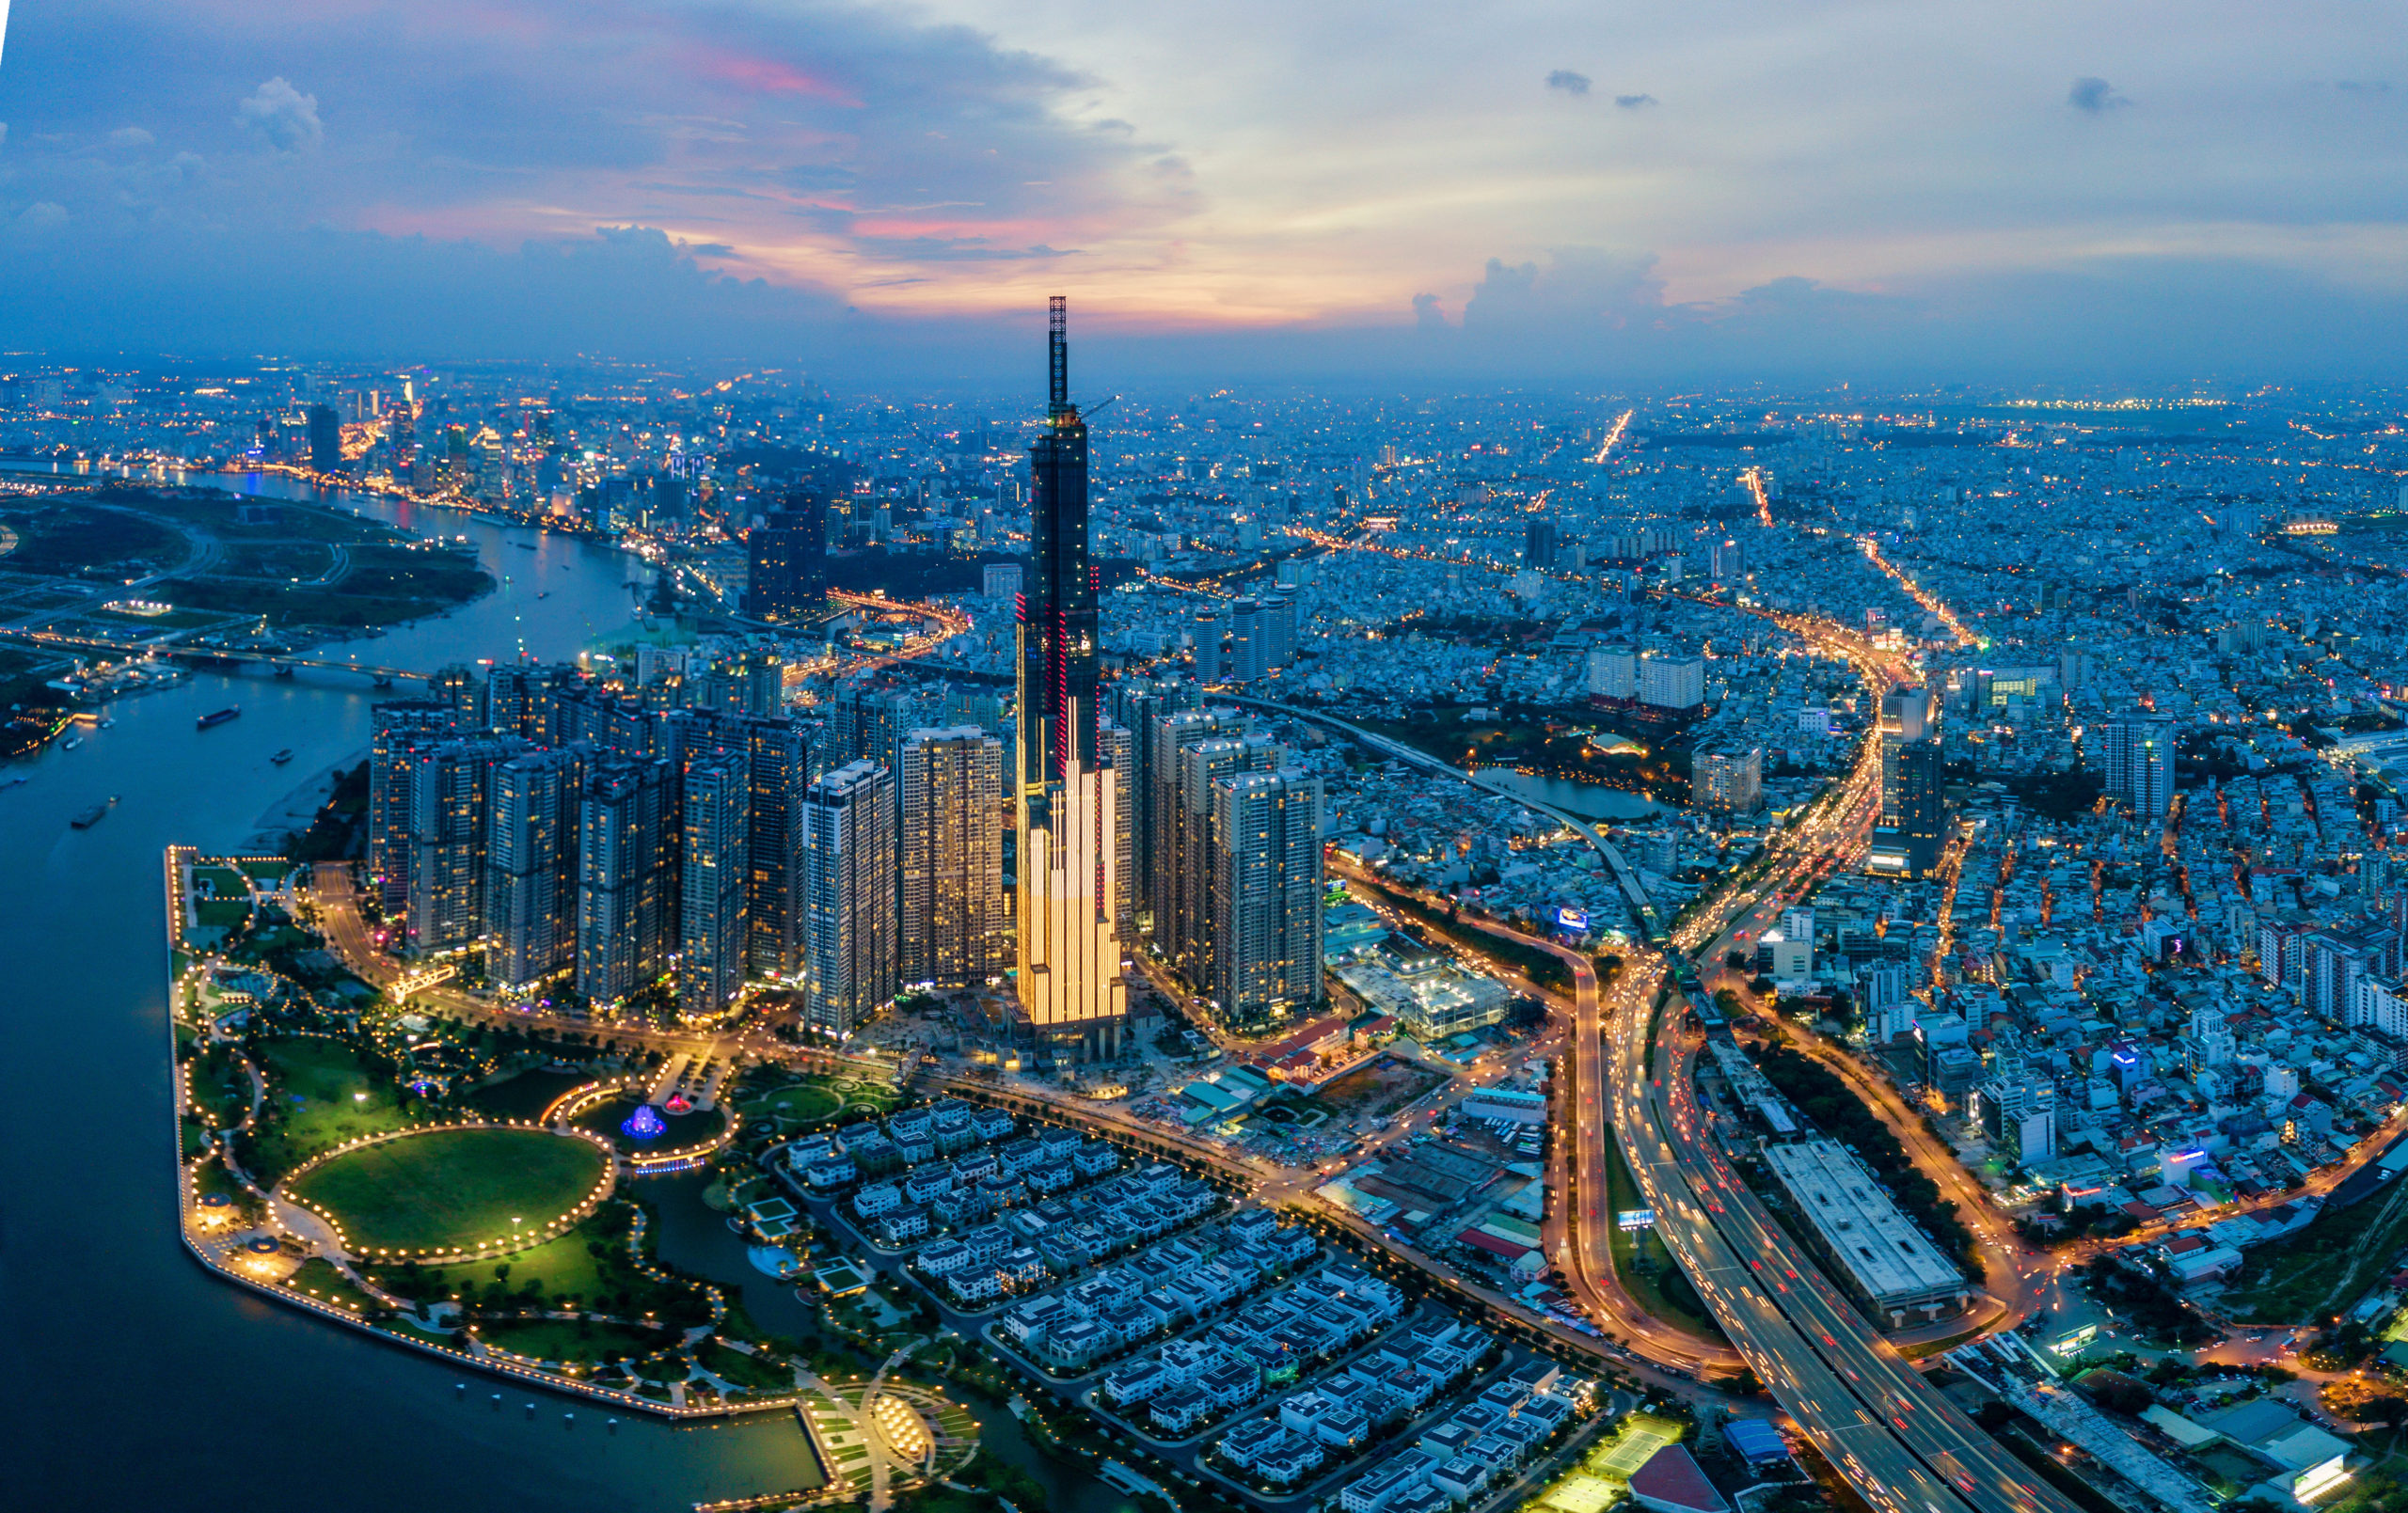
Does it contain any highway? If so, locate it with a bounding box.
[1545,610,2081,1513]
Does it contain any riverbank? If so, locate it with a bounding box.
[163,846,828,1430]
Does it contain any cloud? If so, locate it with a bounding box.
[1613,94,1658,110]
[108,126,154,148]
[1545,70,1591,96]
[2067,76,2131,114]
[1412,292,1446,330]
[13,201,68,235]
[235,77,322,151]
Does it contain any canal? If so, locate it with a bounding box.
[0,472,1129,1513]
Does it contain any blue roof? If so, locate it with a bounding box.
[1724,1419,1790,1462]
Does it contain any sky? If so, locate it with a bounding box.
[0,0,2404,385]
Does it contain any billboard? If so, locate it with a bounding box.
[1555,906,1591,932]
[1617,1209,1656,1231]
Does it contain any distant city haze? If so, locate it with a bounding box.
[0,1,2401,379]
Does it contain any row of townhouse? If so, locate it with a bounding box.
[853,1125,1124,1241]
[784,1098,1018,1190]
[916,1161,1219,1305]
[1212,1318,1499,1489]
[997,1208,1321,1372]
[1336,1361,1593,1512]
[1102,1265,1410,1435]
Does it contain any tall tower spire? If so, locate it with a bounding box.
[1014,296,1127,1057]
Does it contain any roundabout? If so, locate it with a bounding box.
[281,1124,613,1259]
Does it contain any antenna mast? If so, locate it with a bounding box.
[1048,295,1069,415]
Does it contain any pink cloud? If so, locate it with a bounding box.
[690,47,861,107]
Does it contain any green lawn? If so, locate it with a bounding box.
[242,1036,414,1182]
[475,1316,678,1364]
[734,1076,847,1132]
[288,1127,606,1253]
[187,1045,252,1127]
[362,1205,715,1326]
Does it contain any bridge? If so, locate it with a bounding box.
[0,629,429,685]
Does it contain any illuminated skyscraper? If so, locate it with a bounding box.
[1873,686,1945,876]
[899,726,1005,988]
[677,749,752,1019]
[801,758,897,1039]
[485,746,584,991]
[1014,298,1129,1055]
[1209,767,1323,1030]
[2096,712,2176,822]
[576,757,673,1007]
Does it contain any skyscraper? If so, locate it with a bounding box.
[368,699,456,913]
[1209,767,1324,1029]
[308,402,343,475]
[800,758,897,1040]
[1100,718,1138,938]
[404,734,523,953]
[485,747,584,991]
[676,749,752,1019]
[1873,686,1945,875]
[899,726,1006,988]
[1172,733,1280,996]
[2096,712,2176,821]
[577,757,673,1008]
[1147,706,1244,939]
[1013,298,1130,1055]
[741,717,813,981]
[749,488,830,623]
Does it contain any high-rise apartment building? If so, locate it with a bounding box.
[1147,706,1244,938]
[404,734,523,953]
[741,717,813,981]
[1100,719,1137,938]
[429,662,486,730]
[368,699,457,913]
[1171,733,1280,994]
[898,726,1006,988]
[2095,712,2176,820]
[1638,653,1706,712]
[677,749,752,1019]
[576,757,673,1007]
[1209,767,1323,1029]
[1690,744,1765,814]
[484,747,584,991]
[1586,645,1638,702]
[1013,299,1129,1054]
[800,758,897,1039]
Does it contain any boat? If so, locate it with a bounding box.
[71,800,109,828]
[513,541,537,550]
[198,706,241,729]
[270,749,294,765]
[59,733,82,750]
[537,591,550,600]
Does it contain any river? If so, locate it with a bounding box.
[1471,766,1666,822]
[0,472,1124,1512]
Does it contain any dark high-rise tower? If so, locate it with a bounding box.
[749,487,829,623]
[1021,296,1101,813]
[1014,297,1128,1051]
